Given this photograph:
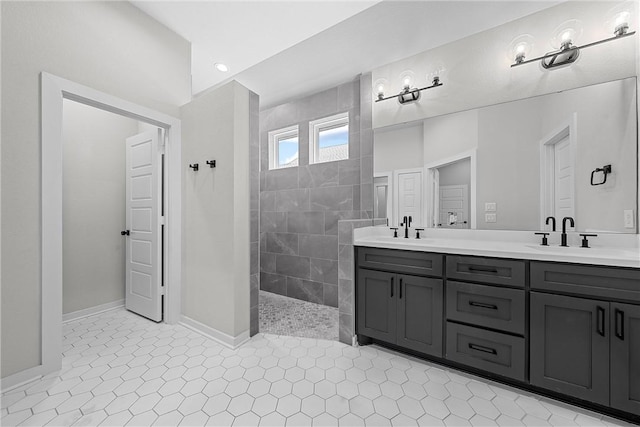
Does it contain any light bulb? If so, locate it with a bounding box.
[614,11,630,36]
[373,78,388,101]
[399,70,415,92]
[508,34,534,65]
[551,20,582,50]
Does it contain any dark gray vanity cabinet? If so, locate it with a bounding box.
[356,269,397,344]
[445,256,526,382]
[356,248,640,421]
[356,247,443,357]
[530,262,640,414]
[610,302,640,414]
[396,274,443,355]
[530,292,610,406]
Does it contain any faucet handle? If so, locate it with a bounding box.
[415,228,424,239]
[390,227,399,238]
[579,233,597,248]
[534,232,549,246]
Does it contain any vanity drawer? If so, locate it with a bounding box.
[446,256,525,288]
[357,247,443,277]
[531,262,640,302]
[446,322,525,382]
[446,281,525,335]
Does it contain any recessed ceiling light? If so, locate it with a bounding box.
[214,63,229,72]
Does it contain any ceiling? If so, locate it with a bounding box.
[132,1,560,109]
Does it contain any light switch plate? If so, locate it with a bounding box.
[624,210,635,228]
[485,213,497,223]
[485,202,497,212]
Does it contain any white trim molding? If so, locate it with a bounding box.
[180,316,250,349]
[0,365,44,394]
[62,300,125,323]
[40,72,182,379]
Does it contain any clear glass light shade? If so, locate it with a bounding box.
[399,70,416,90]
[508,34,534,63]
[373,78,388,100]
[607,10,631,35]
[550,20,583,49]
[426,63,447,85]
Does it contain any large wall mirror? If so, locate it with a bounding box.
[374,77,638,234]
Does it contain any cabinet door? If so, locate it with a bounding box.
[397,275,443,356]
[357,269,397,344]
[611,302,640,415]
[530,292,609,406]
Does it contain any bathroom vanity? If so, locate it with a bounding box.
[354,228,640,422]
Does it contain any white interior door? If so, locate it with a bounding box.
[125,130,162,322]
[439,184,469,228]
[554,136,575,221]
[395,169,423,227]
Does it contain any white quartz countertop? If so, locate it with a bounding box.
[353,227,640,268]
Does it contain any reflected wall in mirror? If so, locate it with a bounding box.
[373,77,638,234]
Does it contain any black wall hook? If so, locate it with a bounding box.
[590,164,611,185]
[189,163,199,171]
[206,160,216,168]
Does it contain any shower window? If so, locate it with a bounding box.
[309,112,349,164]
[268,125,299,169]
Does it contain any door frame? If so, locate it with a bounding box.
[539,114,577,230]
[41,72,182,376]
[374,171,393,226]
[425,149,477,229]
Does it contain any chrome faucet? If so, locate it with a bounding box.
[545,216,556,232]
[561,216,575,247]
[401,216,412,238]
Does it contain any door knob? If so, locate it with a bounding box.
[121,230,130,236]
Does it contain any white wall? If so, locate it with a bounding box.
[62,100,140,314]
[439,158,470,187]
[181,81,251,338]
[372,1,637,128]
[423,109,479,165]
[373,122,423,173]
[1,1,190,378]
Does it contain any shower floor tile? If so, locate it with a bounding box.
[259,291,338,341]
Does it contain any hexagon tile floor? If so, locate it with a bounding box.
[1,309,633,426]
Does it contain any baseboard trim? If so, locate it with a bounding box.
[0,365,44,394]
[62,299,124,323]
[180,315,250,349]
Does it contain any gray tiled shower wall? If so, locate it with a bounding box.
[258,75,374,308]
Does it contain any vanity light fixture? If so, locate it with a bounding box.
[375,75,443,104]
[510,16,634,69]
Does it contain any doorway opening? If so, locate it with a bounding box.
[41,73,182,377]
[540,114,577,229]
[61,100,165,324]
[425,150,477,229]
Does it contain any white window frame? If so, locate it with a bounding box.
[268,125,299,170]
[309,112,349,165]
